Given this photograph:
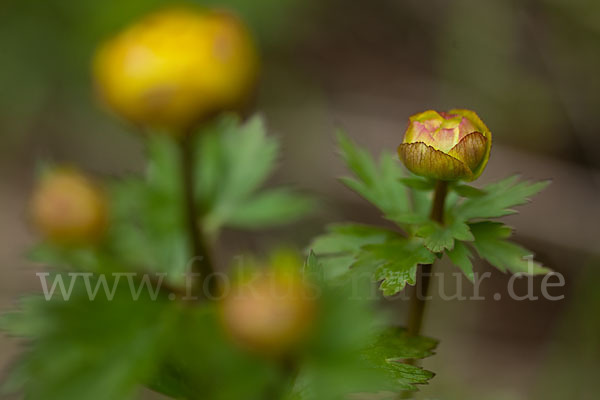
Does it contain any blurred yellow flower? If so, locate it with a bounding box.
[31,168,107,243]
[221,267,316,355]
[93,7,259,133]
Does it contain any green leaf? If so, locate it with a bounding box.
[363,328,438,391]
[456,175,550,220]
[196,115,313,235]
[337,132,410,216]
[415,217,474,253]
[225,188,316,229]
[446,241,475,281]
[1,278,177,400]
[355,239,437,296]
[452,183,486,198]
[308,224,400,280]
[469,222,549,275]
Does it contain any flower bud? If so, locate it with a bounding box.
[397,109,492,181]
[221,270,316,355]
[93,7,259,133]
[31,169,108,243]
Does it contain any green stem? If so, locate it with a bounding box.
[400,180,448,399]
[406,180,448,337]
[180,133,216,298]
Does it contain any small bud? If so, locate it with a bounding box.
[398,109,492,181]
[93,7,259,133]
[221,270,316,355]
[31,169,108,243]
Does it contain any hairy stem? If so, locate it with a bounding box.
[180,133,215,298]
[406,180,448,337]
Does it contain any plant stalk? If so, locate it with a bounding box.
[406,180,448,337]
[180,133,216,298]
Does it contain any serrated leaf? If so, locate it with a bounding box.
[446,240,475,281]
[355,239,437,296]
[415,216,474,253]
[363,328,438,391]
[469,221,550,275]
[337,132,410,216]
[456,175,550,220]
[310,224,399,255]
[196,115,312,235]
[308,224,400,280]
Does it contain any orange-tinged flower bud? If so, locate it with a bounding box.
[93,7,259,133]
[31,169,108,243]
[221,271,316,355]
[398,109,492,181]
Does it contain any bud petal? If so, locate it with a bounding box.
[447,132,487,171]
[398,142,472,181]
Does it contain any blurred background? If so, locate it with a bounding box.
[1,0,599,399]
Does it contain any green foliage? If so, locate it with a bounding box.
[310,136,550,295]
[289,272,437,399]
[337,132,411,217]
[196,115,315,236]
[103,116,312,283]
[362,328,437,391]
[469,222,549,275]
[109,134,190,284]
[455,175,550,220]
[446,241,475,281]
[356,239,437,296]
[1,279,176,400]
[415,216,474,253]
[146,306,282,400]
[308,224,399,280]
[451,183,486,198]
[1,114,552,399]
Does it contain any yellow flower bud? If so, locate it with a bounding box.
[221,270,316,355]
[31,169,108,243]
[398,109,492,181]
[93,7,259,133]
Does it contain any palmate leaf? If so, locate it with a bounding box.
[363,328,438,392]
[0,278,177,400]
[469,222,549,275]
[355,239,437,296]
[337,132,411,217]
[456,175,550,220]
[415,215,474,253]
[195,115,314,236]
